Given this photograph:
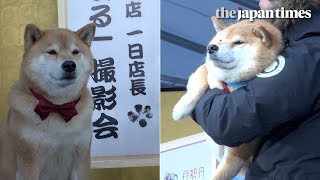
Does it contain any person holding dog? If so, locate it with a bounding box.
[191,0,320,179]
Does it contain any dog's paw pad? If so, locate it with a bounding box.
[128,111,138,122]
[139,119,147,127]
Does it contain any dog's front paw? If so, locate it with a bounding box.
[172,96,196,120]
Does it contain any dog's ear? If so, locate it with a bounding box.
[76,23,96,47]
[253,25,272,47]
[211,16,230,32]
[24,24,44,50]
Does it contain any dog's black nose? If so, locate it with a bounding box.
[62,61,76,72]
[208,44,219,54]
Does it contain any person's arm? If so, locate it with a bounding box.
[191,38,320,147]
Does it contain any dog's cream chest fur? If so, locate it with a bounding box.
[5,83,93,180]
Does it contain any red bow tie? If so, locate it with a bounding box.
[30,89,80,122]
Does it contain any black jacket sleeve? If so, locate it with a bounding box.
[191,37,320,147]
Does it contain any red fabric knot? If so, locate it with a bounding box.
[30,89,80,122]
[221,81,231,94]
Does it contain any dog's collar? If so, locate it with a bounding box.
[30,89,80,122]
[226,82,248,89]
[221,81,248,94]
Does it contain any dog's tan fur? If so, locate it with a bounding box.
[173,18,283,180]
[0,23,96,180]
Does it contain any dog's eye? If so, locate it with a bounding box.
[233,40,245,45]
[72,50,79,55]
[47,50,57,55]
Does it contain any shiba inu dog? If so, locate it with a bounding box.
[0,23,96,180]
[172,17,284,180]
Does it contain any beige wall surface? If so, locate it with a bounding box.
[0,0,159,179]
[161,91,203,143]
[0,0,58,120]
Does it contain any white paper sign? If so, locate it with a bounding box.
[160,133,218,180]
[67,0,160,157]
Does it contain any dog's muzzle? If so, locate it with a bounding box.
[62,61,76,73]
[60,61,77,80]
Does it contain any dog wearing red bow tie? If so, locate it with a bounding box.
[0,23,96,180]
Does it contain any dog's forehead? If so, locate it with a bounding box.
[41,29,81,48]
[222,23,256,39]
[231,35,242,41]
